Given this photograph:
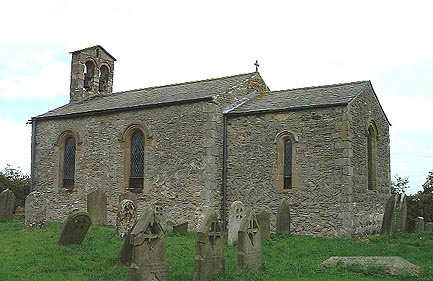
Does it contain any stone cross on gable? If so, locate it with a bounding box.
[254,60,260,72]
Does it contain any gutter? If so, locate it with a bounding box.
[221,115,228,230]
[28,119,36,192]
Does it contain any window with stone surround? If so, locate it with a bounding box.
[121,124,152,191]
[57,130,80,191]
[367,122,378,190]
[275,130,299,192]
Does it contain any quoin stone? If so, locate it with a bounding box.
[25,191,46,228]
[276,198,290,234]
[116,199,137,238]
[0,189,16,222]
[415,217,425,233]
[238,207,262,270]
[87,190,107,226]
[228,201,246,246]
[129,208,169,281]
[58,210,92,245]
[256,209,270,240]
[193,209,225,281]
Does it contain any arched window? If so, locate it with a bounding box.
[367,123,378,190]
[274,130,299,192]
[129,131,145,189]
[63,137,76,190]
[284,139,293,189]
[84,60,95,90]
[98,65,109,92]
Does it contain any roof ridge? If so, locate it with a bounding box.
[269,80,371,94]
[113,72,257,95]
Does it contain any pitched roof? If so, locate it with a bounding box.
[227,80,371,115]
[34,72,256,120]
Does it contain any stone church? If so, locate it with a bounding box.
[30,45,391,237]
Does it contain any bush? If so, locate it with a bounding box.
[406,170,433,232]
[0,164,30,208]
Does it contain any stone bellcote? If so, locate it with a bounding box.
[69,45,116,103]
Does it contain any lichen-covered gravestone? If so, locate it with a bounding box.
[119,191,138,207]
[116,199,137,238]
[228,201,245,246]
[381,193,407,235]
[276,198,290,234]
[193,209,225,281]
[58,210,92,245]
[129,208,169,281]
[87,190,107,226]
[256,209,270,240]
[25,191,46,228]
[0,188,16,222]
[238,207,262,270]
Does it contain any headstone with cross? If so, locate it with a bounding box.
[116,199,137,238]
[228,201,246,246]
[58,210,92,245]
[237,207,262,270]
[193,209,225,281]
[129,207,169,281]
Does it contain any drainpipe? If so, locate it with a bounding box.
[29,118,36,192]
[221,115,228,230]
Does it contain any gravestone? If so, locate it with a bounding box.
[173,221,188,234]
[415,217,425,232]
[58,210,92,245]
[120,191,138,207]
[193,209,225,281]
[24,191,46,228]
[276,198,290,234]
[0,189,16,222]
[116,199,137,238]
[129,208,169,281]
[381,194,407,235]
[87,190,107,226]
[425,222,433,232]
[238,207,262,270]
[119,232,134,265]
[228,201,246,246]
[256,209,270,240]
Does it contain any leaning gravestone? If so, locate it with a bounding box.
[256,209,270,240]
[415,217,425,232]
[25,191,46,228]
[381,194,407,235]
[238,207,262,270]
[193,209,225,281]
[276,198,290,234]
[87,190,107,226]
[58,210,92,245]
[228,201,246,246]
[129,208,169,281]
[116,199,137,238]
[0,188,16,222]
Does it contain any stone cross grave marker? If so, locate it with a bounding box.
[87,190,107,226]
[193,209,225,281]
[256,209,270,240]
[276,198,290,234]
[116,199,137,238]
[228,201,245,246]
[415,217,425,232]
[25,191,46,228]
[58,210,92,245]
[0,188,16,222]
[238,207,262,270]
[129,208,169,281]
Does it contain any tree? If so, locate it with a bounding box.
[422,170,433,194]
[406,169,433,232]
[0,164,30,208]
[391,174,409,195]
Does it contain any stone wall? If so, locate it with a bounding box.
[33,101,221,228]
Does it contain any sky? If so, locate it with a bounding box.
[0,0,432,194]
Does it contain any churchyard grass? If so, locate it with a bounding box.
[1,218,433,280]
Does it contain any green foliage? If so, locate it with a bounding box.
[1,218,433,280]
[0,164,30,208]
[391,174,409,195]
[407,169,433,232]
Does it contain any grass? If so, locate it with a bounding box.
[1,218,433,280]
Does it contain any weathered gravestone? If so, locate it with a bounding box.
[193,209,225,281]
[228,201,246,246]
[256,209,270,240]
[425,222,433,232]
[415,217,425,232]
[25,191,46,228]
[0,188,16,222]
[276,198,290,234]
[238,207,262,270]
[381,193,407,235]
[87,190,107,226]
[58,210,92,245]
[129,208,169,281]
[173,221,188,234]
[116,199,137,238]
[120,191,138,207]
